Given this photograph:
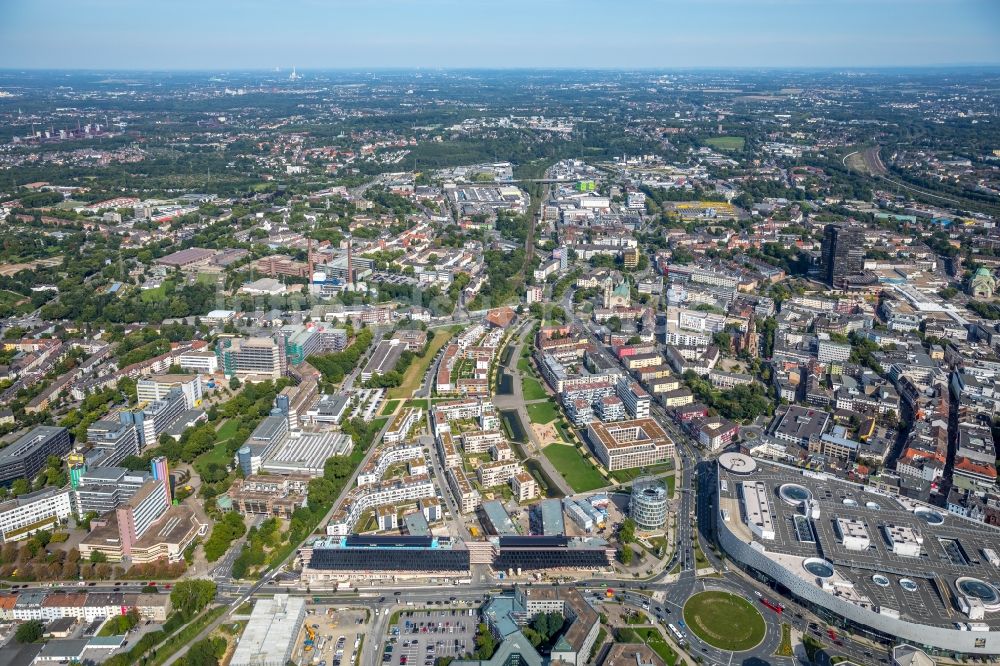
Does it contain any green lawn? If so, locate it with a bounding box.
[705,136,745,151]
[610,467,643,483]
[614,628,677,665]
[682,591,766,652]
[390,329,455,400]
[542,444,606,492]
[381,399,401,416]
[521,376,547,401]
[517,357,532,374]
[0,290,31,315]
[193,441,231,479]
[192,419,241,478]
[555,421,575,442]
[776,623,793,657]
[140,283,168,303]
[612,472,675,498]
[215,419,240,442]
[526,401,560,424]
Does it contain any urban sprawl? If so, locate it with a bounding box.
[0,68,997,666]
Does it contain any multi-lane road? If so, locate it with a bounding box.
[4,305,893,665]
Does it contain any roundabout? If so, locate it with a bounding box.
[682,590,768,652]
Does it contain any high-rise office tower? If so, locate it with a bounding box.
[821,224,864,288]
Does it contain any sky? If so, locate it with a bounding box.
[1,0,999,70]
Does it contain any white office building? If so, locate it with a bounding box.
[0,488,73,543]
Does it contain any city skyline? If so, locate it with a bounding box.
[1,0,999,70]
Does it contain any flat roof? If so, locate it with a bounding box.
[262,431,352,474]
[362,339,405,376]
[403,511,430,536]
[230,595,305,666]
[481,500,517,536]
[718,459,1000,632]
[156,247,215,266]
[0,425,65,464]
[533,498,565,536]
[588,418,671,450]
[772,405,830,442]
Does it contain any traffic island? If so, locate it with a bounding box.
[681,590,766,652]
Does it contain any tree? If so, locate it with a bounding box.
[473,623,496,660]
[90,550,108,564]
[185,637,226,666]
[79,511,99,532]
[15,620,44,643]
[170,580,217,621]
[528,611,565,648]
[102,607,141,635]
[229,376,241,390]
[121,456,149,472]
[619,518,636,544]
[670,247,695,265]
[203,512,246,562]
[522,626,543,647]
[307,477,337,508]
[620,546,634,565]
[200,463,228,484]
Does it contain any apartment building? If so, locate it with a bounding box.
[326,474,436,536]
[596,396,626,422]
[477,460,523,489]
[512,472,539,502]
[356,444,424,487]
[448,467,482,514]
[565,398,594,427]
[462,430,505,454]
[615,378,651,418]
[384,407,422,445]
[436,431,462,469]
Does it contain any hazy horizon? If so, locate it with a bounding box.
[1,0,999,71]
[3,65,1000,73]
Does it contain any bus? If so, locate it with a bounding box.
[760,597,784,614]
[668,624,684,642]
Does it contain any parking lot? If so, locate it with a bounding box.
[293,607,369,666]
[384,608,478,665]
